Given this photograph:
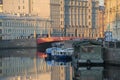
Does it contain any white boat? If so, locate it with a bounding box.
[45,42,64,56]
[51,48,74,58]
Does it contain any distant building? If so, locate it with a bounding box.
[0,13,52,40]
[3,0,50,19]
[2,0,101,39]
[51,0,100,39]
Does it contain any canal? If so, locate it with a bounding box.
[0,49,120,80]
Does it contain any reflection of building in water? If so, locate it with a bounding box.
[0,57,51,80]
[51,66,72,80]
[104,66,120,80]
[50,60,72,66]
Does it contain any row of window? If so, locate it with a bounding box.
[3,29,34,33]
[66,33,99,37]
[18,6,25,10]
[2,21,49,27]
[65,0,91,7]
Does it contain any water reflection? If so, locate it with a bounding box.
[0,49,120,80]
[0,49,51,80]
[45,56,72,67]
[73,67,103,80]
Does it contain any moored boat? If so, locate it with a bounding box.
[45,42,64,57]
[72,40,104,66]
[51,48,74,59]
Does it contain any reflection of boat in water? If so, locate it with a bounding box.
[45,57,72,66]
[73,66,103,80]
[72,40,104,65]
[36,52,47,58]
[51,48,74,59]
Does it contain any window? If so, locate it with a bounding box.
[23,0,24,3]
[81,47,94,53]
[23,6,25,9]
[61,21,63,25]
[89,15,91,19]
[60,1,62,4]
[18,6,20,10]
[89,9,90,12]
[89,22,91,25]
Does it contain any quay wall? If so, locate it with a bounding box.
[0,39,37,49]
[104,48,120,64]
[0,49,37,57]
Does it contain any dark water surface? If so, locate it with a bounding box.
[0,49,120,80]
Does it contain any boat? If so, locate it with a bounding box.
[45,42,64,57]
[72,40,104,65]
[51,48,74,59]
[103,41,120,65]
[45,47,62,57]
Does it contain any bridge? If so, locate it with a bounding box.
[37,37,77,44]
[37,37,77,52]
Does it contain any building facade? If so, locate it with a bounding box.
[104,0,120,40]
[51,0,100,39]
[0,14,52,40]
[3,0,50,19]
[50,0,61,36]
[2,0,102,39]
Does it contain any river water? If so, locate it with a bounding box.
[0,49,120,80]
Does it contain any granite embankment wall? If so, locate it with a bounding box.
[104,48,120,64]
[0,39,37,49]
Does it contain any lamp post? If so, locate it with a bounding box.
[102,9,105,38]
[115,0,118,39]
[34,18,37,39]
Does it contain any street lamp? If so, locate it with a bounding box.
[115,0,118,39]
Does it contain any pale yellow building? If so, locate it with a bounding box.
[3,0,50,19]
[3,0,101,39]
[51,0,100,39]
[0,13,52,40]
